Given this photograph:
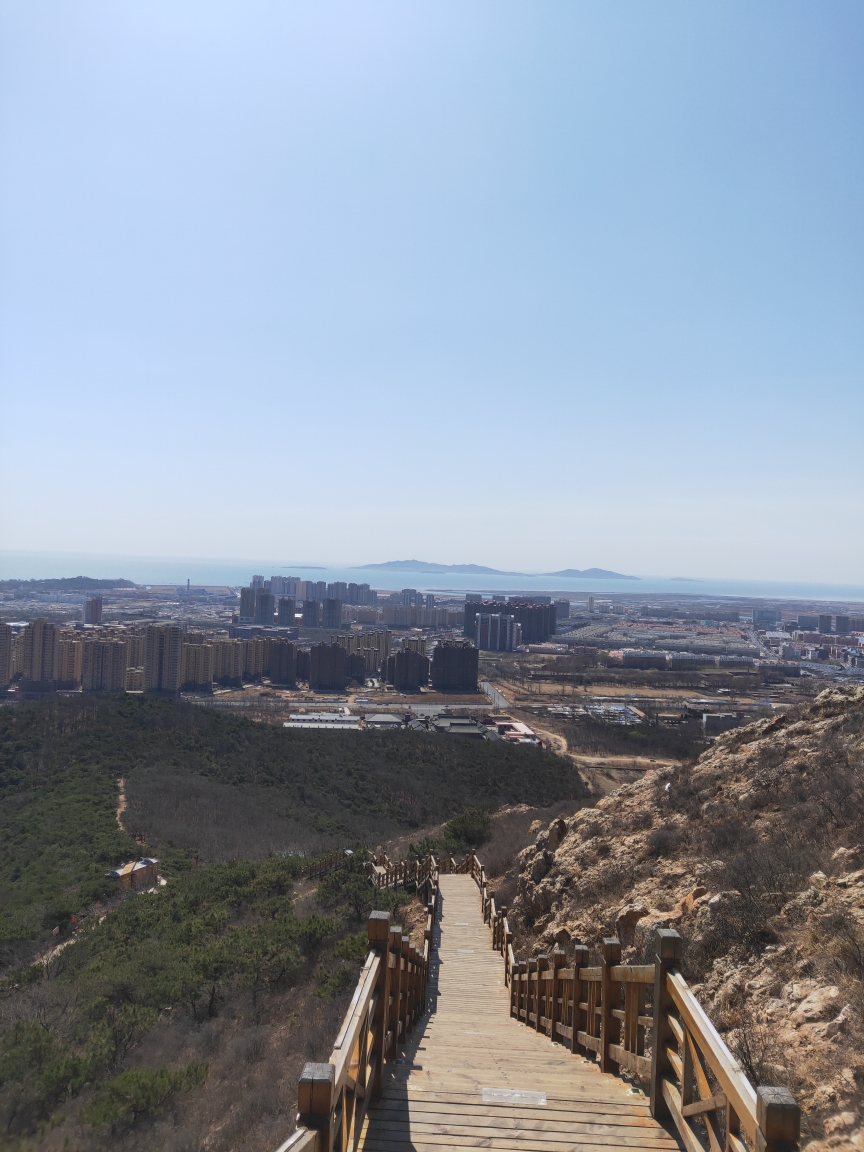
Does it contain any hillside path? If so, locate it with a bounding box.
[358,874,681,1151]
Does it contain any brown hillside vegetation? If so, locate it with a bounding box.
[506,685,864,1151]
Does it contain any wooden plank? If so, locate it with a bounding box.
[668,1014,684,1047]
[273,1128,319,1152]
[662,1078,706,1152]
[609,964,655,984]
[666,969,757,1140]
[361,1132,678,1152]
[682,1094,727,1118]
[608,1044,651,1077]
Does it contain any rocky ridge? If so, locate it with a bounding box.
[505,686,864,1149]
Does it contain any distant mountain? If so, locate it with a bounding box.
[357,560,637,580]
[543,568,638,580]
[358,560,520,575]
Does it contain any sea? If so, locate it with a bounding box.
[1,550,863,606]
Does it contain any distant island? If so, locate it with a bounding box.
[358,560,636,580]
[543,568,638,580]
[0,576,136,591]
[358,560,521,575]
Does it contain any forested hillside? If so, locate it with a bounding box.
[0,695,587,1150]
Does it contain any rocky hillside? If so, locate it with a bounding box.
[507,686,864,1150]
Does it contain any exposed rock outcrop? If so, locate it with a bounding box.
[501,686,864,1148]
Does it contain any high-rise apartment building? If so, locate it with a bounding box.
[22,619,59,685]
[384,649,429,691]
[56,636,84,688]
[402,635,426,656]
[819,615,833,634]
[180,643,213,692]
[797,615,819,631]
[252,575,265,589]
[245,637,266,681]
[254,591,275,626]
[277,597,296,626]
[144,626,183,696]
[302,600,321,628]
[554,599,570,621]
[240,587,256,620]
[0,624,12,690]
[322,598,342,630]
[268,640,297,687]
[474,613,521,652]
[431,641,478,693]
[424,594,435,610]
[327,582,348,601]
[835,616,851,635]
[212,639,245,687]
[82,596,103,625]
[309,642,347,691]
[463,600,555,645]
[346,583,376,606]
[83,639,128,692]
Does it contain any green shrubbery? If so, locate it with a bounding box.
[84,1061,207,1129]
[407,805,493,861]
[0,693,584,1145]
[0,855,340,1135]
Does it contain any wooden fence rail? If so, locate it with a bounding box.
[462,847,800,1152]
[277,849,800,1152]
[278,857,439,1152]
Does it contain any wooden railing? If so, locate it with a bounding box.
[365,852,438,893]
[276,848,801,1152]
[462,847,801,1152]
[302,851,347,881]
[275,857,440,1152]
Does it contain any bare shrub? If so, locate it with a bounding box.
[720,999,786,1089]
[646,825,682,858]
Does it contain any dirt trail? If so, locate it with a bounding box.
[116,777,127,831]
[529,723,677,795]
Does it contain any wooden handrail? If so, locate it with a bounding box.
[280,862,440,1151]
[301,850,347,881]
[276,849,801,1152]
[462,850,801,1152]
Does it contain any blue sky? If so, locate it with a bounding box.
[1,1,862,580]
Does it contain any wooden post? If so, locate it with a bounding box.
[388,925,403,1059]
[600,937,621,1073]
[757,1086,801,1152]
[298,1061,334,1147]
[367,911,391,1102]
[535,955,549,1032]
[527,958,538,1026]
[650,928,682,1120]
[400,933,410,1038]
[549,946,565,1042]
[571,944,589,1055]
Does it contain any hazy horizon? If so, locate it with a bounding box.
[1,2,862,580]
[3,548,864,605]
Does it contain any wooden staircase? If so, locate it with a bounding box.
[275,852,800,1152]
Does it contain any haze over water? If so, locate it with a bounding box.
[2,551,863,605]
